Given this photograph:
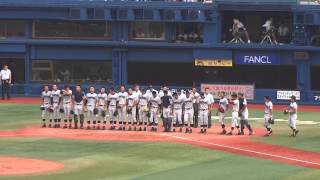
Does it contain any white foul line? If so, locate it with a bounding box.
[160,133,320,167]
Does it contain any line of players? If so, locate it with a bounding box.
[40,84,299,136]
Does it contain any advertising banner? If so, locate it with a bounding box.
[277,91,301,100]
[201,83,255,100]
[235,52,280,65]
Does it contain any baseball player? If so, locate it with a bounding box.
[97,87,108,130]
[146,85,158,97]
[198,92,210,133]
[217,91,228,135]
[161,90,173,132]
[182,90,194,133]
[62,85,73,129]
[50,84,62,128]
[40,85,52,128]
[138,89,150,131]
[149,91,161,132]
[118,85,128,130]
[72,85,85,129]
[284,95,299,137]
[238,93,253,135]
[192,87,200,128]
[127,88,138,131]
[107,87,119,130]
[263,96,273,136]
[85,86,98,129]
[133,84,142,122]
[204,88,214,128]
[172,92,183,132]
[227,93,241,135]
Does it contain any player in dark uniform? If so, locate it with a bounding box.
[72,85,86,129]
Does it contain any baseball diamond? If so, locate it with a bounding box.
[1,0,320,179]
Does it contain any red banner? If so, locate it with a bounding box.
[201,83,255,100]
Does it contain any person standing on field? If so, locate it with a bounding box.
[0,64,12,100]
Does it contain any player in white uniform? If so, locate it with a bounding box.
[227,93,241,135]
[198,92,210,133]
[172,92,183,132]
[62,86,73,129]
[146,85,158,97]
[149,91,161,132]
[284,95,299,137]
[204,88,214,128]
[133,84,142,122]
[264,96,274,136]
[50,84,62,128]
[85,86,98,129]
[182,90,194,133]
[216,91,228,134]
[40,85,52,128]
[118,85,128,130]
[107,87,119,130]
[138,89,150,131]
[126,88,138,131]
[158,86,172,97]
[96,87,108,130]
[238,93,253,135]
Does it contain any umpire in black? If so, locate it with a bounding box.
[0,64,12,100]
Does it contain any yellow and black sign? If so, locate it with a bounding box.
[195,59,233,67]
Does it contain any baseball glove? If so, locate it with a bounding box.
[238,112,242,117]
[283,110,289,115]
[218,107,225,113]
[48,108,54,113]
[113,109,118,117]
[59,108,64,113]
[101,110,106,117]
[93,108,98,115]
[268,117,275,124]
[70,110,75,115]
[127,108,132,114]
[40,106,45,111]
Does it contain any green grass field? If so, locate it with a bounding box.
[0,103,320,180]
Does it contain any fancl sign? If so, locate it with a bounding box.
[235,52,280,65]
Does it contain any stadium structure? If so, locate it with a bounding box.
[0,0,320,103]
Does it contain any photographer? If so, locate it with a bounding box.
[0,64,12,100]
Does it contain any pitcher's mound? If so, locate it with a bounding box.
[0,156,64,175]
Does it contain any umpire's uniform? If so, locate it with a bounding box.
[0,68,11,100]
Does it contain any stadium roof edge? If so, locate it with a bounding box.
[0,0,215,8]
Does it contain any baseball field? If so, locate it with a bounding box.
[0,98,320,180]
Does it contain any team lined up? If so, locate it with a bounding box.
[40,84,299,136]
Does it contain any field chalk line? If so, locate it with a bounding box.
[160,133,320,167]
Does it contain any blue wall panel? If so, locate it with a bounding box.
[128,48,193,62]
[31,46,113,60]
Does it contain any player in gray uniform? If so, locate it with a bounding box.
[172,92,183,132]
[50,84,62,128]
[85,86,98,129]
[107,87,119,130]
[238,93,253,135]
[97,87,108,130]
[40,85,52,128]
[263,96,273,136]
[198,92,210,133]
[138,89,150,131]
[62,85,73,129]
[72,85,85,129]
[118,85,128,131]
[149,91,161,132]
[182,90,194,133]
[126,88,138,131]
[216,92,228,134]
